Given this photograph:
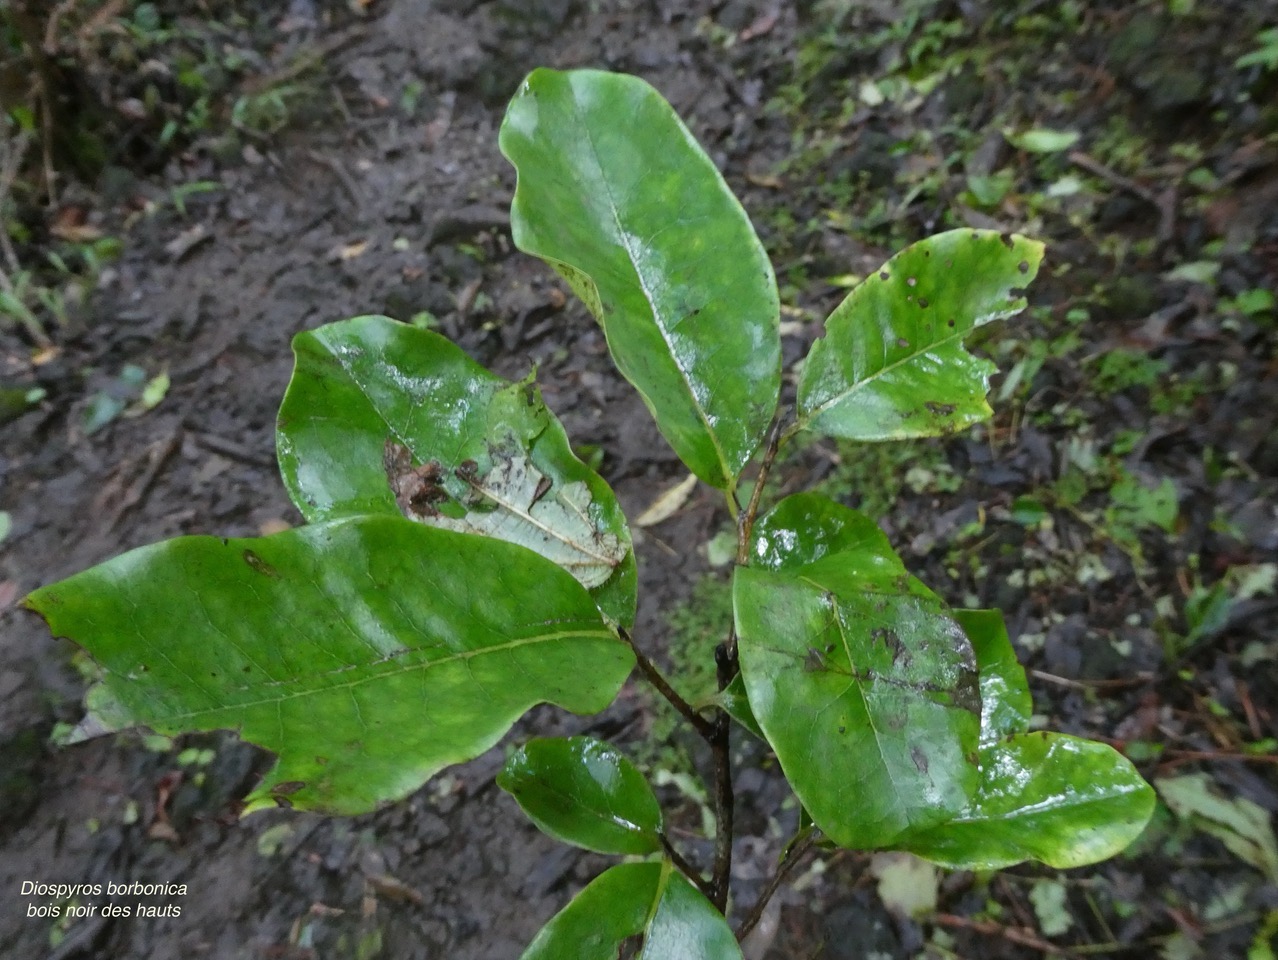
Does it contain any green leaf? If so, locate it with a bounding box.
[955,609,1032,744]
[277,316,635,625]
[965,170,1014,207]
[712,673,765,741]
[498,736,663,855]
[1236,29,1278,71]
[746,490,894,572]
[24,517,634,815]
[797,230,1043,441]
[1157,773,1278,880]
[500,68,781,491]
[1003,127,1081,153]
[521,862,741,960]
[1107,473,1178,535]
[735,493,981,849]
[1163,260,1220,285]
[898,733,1155,870]
[140,371,170,411]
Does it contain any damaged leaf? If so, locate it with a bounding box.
[734,493,981,849]
[797,230,1044,441]
[408,450,627,591]
[278,316,635,625]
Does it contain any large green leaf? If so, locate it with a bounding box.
[897,733,1156,870]
[498,736,663,855]
[521,862,741,960]
[797,230,1044,440]
[954,609,1032,745]
[24,517,633,815]
[277,316,635,626]
[889,610,1153,869]
[500,69,781,491]
[734,493,981,849]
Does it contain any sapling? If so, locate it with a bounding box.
[26,69,1155,957]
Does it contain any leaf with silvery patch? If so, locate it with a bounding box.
[279,316,637,627]
[387,440,628,590]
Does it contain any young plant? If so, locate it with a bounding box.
[26,69,1154,956]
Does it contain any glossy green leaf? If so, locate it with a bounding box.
[712,673,764,741]
[498,736,663,855]
[735,493,981,849]
[797,230,1044,440]
[277,315,635,625]
[500,69,781,491]
[897,733,1156,870]
[521,861,741,960]
[25,517,633,815]
[747,490,895,572]
[954,609,1032,745]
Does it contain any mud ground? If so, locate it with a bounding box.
[2,1,1275,958]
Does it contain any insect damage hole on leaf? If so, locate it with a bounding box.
[386,438,627,590]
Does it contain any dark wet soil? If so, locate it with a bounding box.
[2,1,1276,958]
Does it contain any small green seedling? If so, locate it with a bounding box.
[26,69,1154,956]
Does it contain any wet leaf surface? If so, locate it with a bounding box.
[735,493,981,848]
[501,68,781,490]
[25,517,633,814]
[797,230,1044,440]
[498,736,663,855]
[521,861,741,960]
[898,733,1156,870]
[955,609,1033,745]
[278,316,635,624]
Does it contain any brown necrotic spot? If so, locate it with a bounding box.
[242,549,280,579]
[911,746,930,774]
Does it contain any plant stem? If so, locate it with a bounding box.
[620,627,716,741]
[735,831,816,941]
[709,642,735,912]
[661,834,714,901]
[735,415,785,567]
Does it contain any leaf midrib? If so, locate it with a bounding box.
[800,302,1019,426]
[567,85,733,487]
[152,626,618,722]
[465,473,618,568]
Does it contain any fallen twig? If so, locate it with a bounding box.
[1068,150,1177,243]
[932,912,1078,957]
[104,428,182,530]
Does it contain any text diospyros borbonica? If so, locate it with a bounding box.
[21,880,186,919]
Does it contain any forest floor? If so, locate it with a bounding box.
[1,1,1276,958]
